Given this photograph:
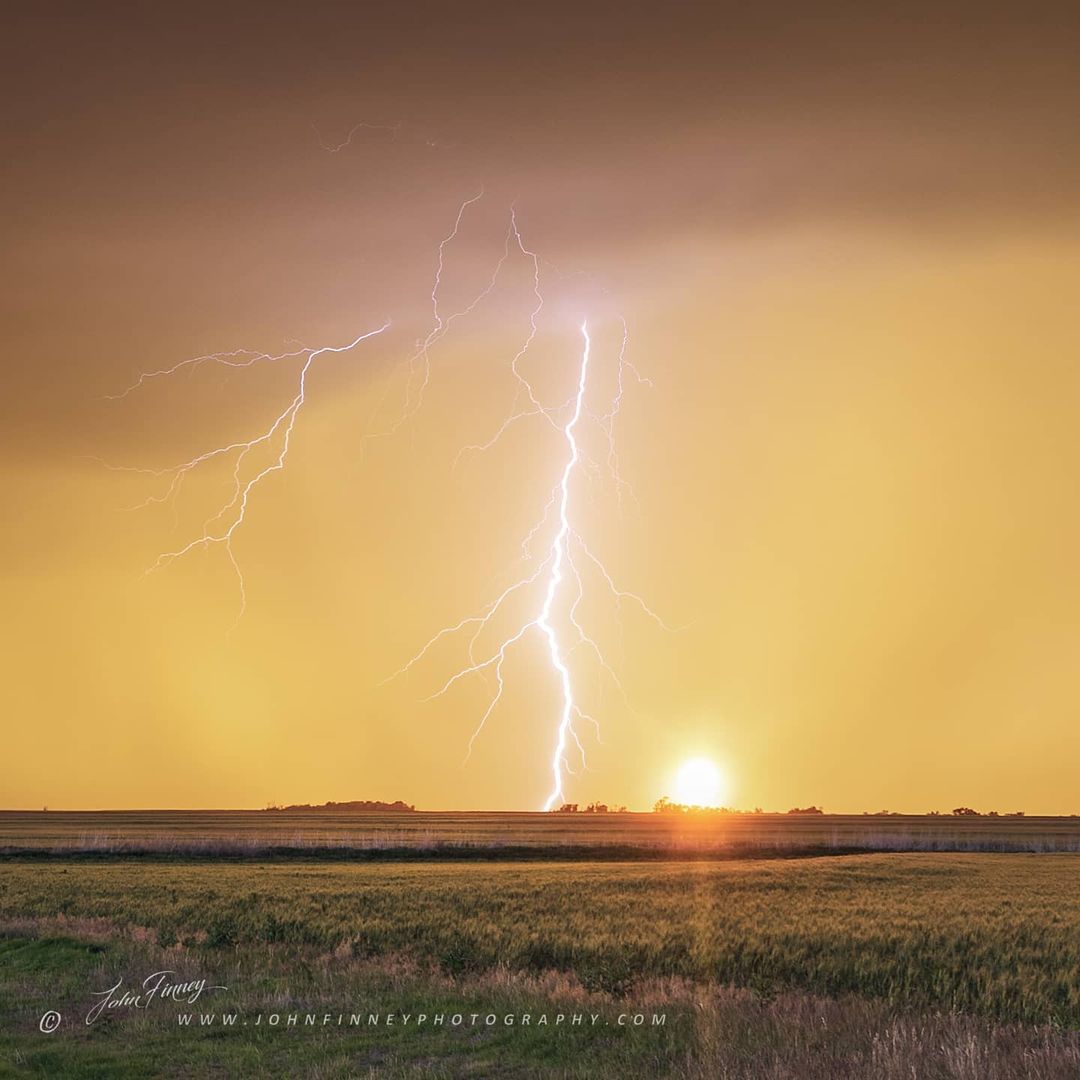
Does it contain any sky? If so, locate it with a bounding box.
[2,1,1079,811]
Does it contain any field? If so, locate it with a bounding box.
[2,814,1080,1077]
[3,810,1079,856]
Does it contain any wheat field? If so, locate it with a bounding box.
[3,825,1080,1076]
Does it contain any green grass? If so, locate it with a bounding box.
[0,938,107,982]
[0,938,680,1079]
[3,854,1080,1077]
[2,854,1078,1026]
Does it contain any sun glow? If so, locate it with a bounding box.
[672,757,726,808]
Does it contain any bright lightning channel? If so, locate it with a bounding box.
[110,197,671,807]
[390,307,676,809]
[537,322,591,810]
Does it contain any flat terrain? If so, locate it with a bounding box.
[2,854,1079,1077]
[3,810,1078,856]
[3,854,1078,1023]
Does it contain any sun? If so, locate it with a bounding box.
[672,757,726,808]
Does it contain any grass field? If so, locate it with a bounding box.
[3,810,1079,856]
[2,852,1079,1077]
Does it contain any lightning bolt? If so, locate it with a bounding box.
[388,298,675,807]
[105,324,390,622]
[310,120,451,153]
[311,120,402,152]
[110,195,671,807]
[536,322,591,810]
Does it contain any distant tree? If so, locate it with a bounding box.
[583,802,609,814]
[653,797,742,815]
[269,799,416,812]
[1006,811,1026,817]
[952,807,980,816]
[987,810,1000,817]
[752,807,764,815]
[557,803,579,813]
[787,806,824,815]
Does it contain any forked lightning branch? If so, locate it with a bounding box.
[107,195,673,808]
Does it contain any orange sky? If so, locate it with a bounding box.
[3,2,1079,811]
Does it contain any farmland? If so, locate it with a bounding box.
[3,855,1079,1023]
[2,852,1080,1077]
[2,810,1078,857]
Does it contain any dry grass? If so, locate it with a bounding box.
[1,922,1078,1078]
[4,850,1078,1076]
[2,854,1078,1026]
[681,987,1080,1080]
[3,809,1080,858]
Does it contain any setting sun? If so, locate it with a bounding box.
[672,757,727,808]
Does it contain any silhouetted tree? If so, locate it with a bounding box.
[269,799,416,812]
